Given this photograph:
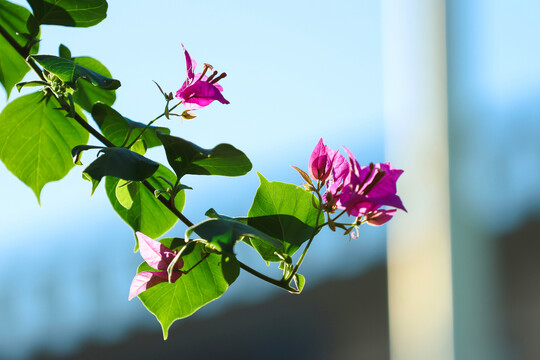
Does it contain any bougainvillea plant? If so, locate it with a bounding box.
[0,0,405,339]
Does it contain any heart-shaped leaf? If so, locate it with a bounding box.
[0,92,88,202]
[30,54,120,90]
[246,173,322,262]
[137,240,240,339]
[186,217,282,256]
[81,147,159,193]
[157,133,252,179]
[0,0,40,97]
[105,164,185,248]
[91,103,169,148]
[27,0,107,28]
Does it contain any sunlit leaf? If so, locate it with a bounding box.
[0,0,40,97]
[137,240,239,339]
[0,92,88,202]
[105,164,185,248]
[246,173,322,262]
[115,180,137,209]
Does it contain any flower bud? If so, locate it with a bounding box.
[180,110,197,120]
[308,138,332,181]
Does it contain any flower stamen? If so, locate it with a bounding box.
[197,63,213,82]
[205,70,218,82]
[361,169,386,195]
[209,72,227,84]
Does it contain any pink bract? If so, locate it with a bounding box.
[128,232,184,301]
[309,139,405,223]
[175,44,230,110]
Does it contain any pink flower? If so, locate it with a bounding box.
[312,140,405,225]
[337,148,406,219]
[128,232,184,300]
[175,44,230,110]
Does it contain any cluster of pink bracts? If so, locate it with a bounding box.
[308,138,406,226]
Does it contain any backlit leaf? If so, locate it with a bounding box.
[0,92,88,202]
[246,173,322,262]
[137,240,239,339]
[105,164,185,248]
[0,0,40,97]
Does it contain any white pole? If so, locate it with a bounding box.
[381,1,454,359]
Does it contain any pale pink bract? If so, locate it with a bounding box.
[128,232,184,300]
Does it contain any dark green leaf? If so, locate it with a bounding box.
[92,103,169,148]
[105,165,185,246]
[30,54,120,90]
[157,133,252,179]
[82,147,159,192]
[71,56,116,112]
[28,0,107,27]
[58,43,71,59]
[186,217,282,256]
[0,0,40,97]
[246,173,322,262]
[137,241,239,339]
[71,144,103,165]
[0,92,88,202]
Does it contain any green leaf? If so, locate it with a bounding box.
[15,80,48,91]
[0,0,40,97]
[105,164,185,246]
[71,56,116,112]
[30,54,120,90]
[0,92,88,202]
[186,217,282,256]
[129,139,146,155]
[81,147,159,192]
[137,241,240,339]
[92,103,169,148]
[293,273,306,293]
[58,43,71,59]
[157,133,252,179]
[27,0,107,28]
[246,173,322,262]
[115,180,137,209]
